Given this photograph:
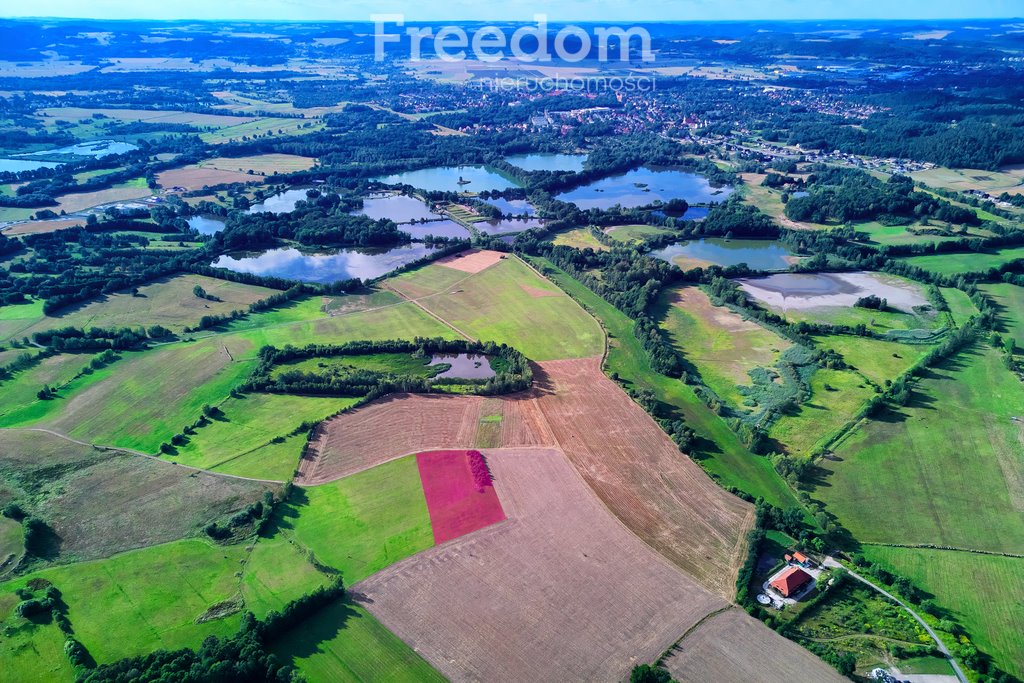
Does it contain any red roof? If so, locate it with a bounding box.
[793,551,810,563]
[771,566,813,597]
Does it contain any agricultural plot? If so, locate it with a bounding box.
[34,107,259,128]
[1,218,83,236]
[156,165,260,190]
[0,429,270,563]
[900,246,1024,275]
[0,596,76,683]
[199,154,316,175]
[663,607,846,683]
[551,227,608,251]
[199,118,324,144]
[12,274,276,338]
[271,600,445,683]
[533,358,753,596]
[863,546,1024,678]
[355,448,729,683]
[909,164,1024,195]
[170,393,358,481]
[0,352,95,426]
[50,181,151,214]
[816,347,1024,552]
[0,299,45,342]
[852,221,989,247]
[416,450,505,544]
[812,334,928,386]
[532,257,801,511]
[299,391,552,484]
[980,282,1024,349]
[284,456,434,584]
[603,223,675,243]
[388,255,604,360]
[941,287,979,326]
[659,285,792,408]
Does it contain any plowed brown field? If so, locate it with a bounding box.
[435,248,504,273]
[297,392,553,484]
[353,447,727,683]
[532,357,754,596]
[663,607,846,682]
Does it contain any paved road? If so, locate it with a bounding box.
[823,557,968,683]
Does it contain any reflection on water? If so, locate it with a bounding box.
[556,167,733,210]
[738,272,930,313]
[248,188,313,214]
[374,165,522,194]
[187,216,226,235]
[429,353,496,379]
[504,153,587,173]
[212,244,438,283]
[23,140,138,158]
[353,194,439,223]
[650,239,795,271]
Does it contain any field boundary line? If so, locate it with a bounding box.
[654,604,734,666]
[0,427,285,485]
[861,541,1024,559]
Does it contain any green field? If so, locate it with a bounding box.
[171,393,358,481]
[199,117,325,144]
[863,546,1024,678]
[269,352,441,381]
[816,347,1024,552]
[0,591,76,683]
[812,335,929,386]
[940,287,978,326]
[0,299,46,343]
[530,257,803,511]
[8,274,276,340]
[285,456,434,583]
[774,298,939,334]
[603,224,675,244]
[551,228,608,251]
[767,366,876,457]
[980,282,1024,350]
[272,600,445,683]
[390,256,604,361]
[900,246,1024,275]
[852,221,988,247]
[658,285,792,408]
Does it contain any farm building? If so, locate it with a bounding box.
[784,551,815,568]
[770,566,813,598]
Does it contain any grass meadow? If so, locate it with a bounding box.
[551,228,608,251]
[816,347,1024,553]
[284,456,434,584]
[812,335,929,386]
[900,246,1024,275]
[603,224,675,244]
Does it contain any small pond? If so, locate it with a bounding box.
[429,353,496,379]
[187,216,226,235]
[248,188,315,214]
[402,220,472,239]
[650,239,796,271]
[211,243,438,283]
[555,166,733,210]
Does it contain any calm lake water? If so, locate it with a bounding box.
[738,272,930,313]
[0,158,62,173]
[248,188,313,214]
[483,197,537,217]
[651,239,795,271]
[374,165,522,194]
[402,220,471,239]
[475,217,545,235]
[353,193,438,223]
[504,153,587,173]
[211,244,438,283]
[23,140,138,158]
[555,167,733,210]
[429,353,496,379]
[187,216,226,235]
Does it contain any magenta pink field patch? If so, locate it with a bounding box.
[416,450,506,545]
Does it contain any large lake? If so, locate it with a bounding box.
[211,244,438,283]
[23,140,138,158]
[555,167,733,210]
[0,158,62,173]
[374,165,522,193]
[651,239,796,271]
[504,153,587,173]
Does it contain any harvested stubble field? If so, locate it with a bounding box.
[156,165,260,190]
[416,450,505,544]
[199,153,316,175]
[662,607,846,682]
[1,218,83,236]
[353,447,728,683]
[298,391,552,484]
[532,358,753,596]
[0,429,270,563]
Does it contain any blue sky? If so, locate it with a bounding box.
[0,0,1018,21]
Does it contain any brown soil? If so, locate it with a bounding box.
[353,447,727,683]
[518,283,563,298]
[3,218,83,236]
[434,248,505,273]
[156,166,260,191]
